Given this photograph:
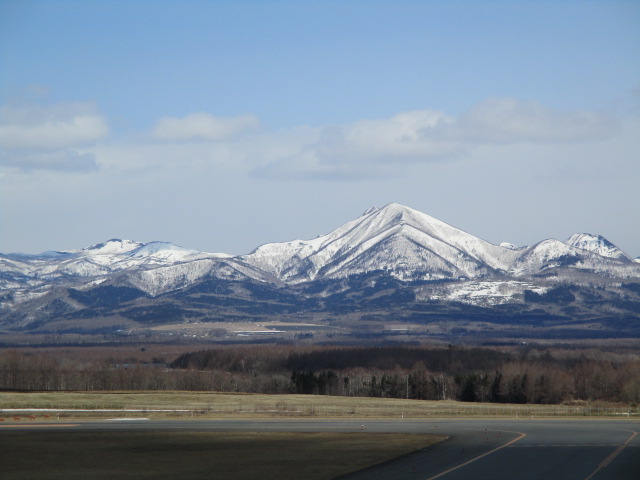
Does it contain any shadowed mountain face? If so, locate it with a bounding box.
[1,203,639,340]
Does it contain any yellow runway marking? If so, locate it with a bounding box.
[583,431,638,480]
[424,430,527,480]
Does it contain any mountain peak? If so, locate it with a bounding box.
[565,233,629,261]
[372,203,436,225]
[128,241,199,259]
[361,203,430,222]
[362,206,380,216]
[244,202,519,281]
[83,239,143,255]
[380,202,417,215]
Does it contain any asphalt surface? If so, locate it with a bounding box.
[338,419,640,480]
[2,417,638,479]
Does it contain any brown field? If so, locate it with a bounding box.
[1,391,636,419]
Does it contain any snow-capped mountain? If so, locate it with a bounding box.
[83,239,143,255]
[243,203,520,282]
[1,203,638,337]
[0,239,239,302]
[243,203,637,282]
[566,233,631,261]
[2,204,637,293]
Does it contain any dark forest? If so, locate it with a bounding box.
[2,344,639,406]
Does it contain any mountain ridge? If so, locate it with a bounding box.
[241,203,636,283]
[1,203,638,341]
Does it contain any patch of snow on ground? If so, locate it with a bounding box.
[427,281,549,306]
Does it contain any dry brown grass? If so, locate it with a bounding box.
[2,391,634,419]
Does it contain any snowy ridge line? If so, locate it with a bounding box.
[1,203,638,308]
[241,203,638,284]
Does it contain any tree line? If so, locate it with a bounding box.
[1,345,639,405]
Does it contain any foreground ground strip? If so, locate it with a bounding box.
[1,418,638,480]
[1,393,639,479]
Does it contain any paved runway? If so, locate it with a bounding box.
[2,417,638,479]
[337,419,640,480]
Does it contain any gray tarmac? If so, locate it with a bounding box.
[2,417,638,479]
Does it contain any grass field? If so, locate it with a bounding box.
[1,391,635,419]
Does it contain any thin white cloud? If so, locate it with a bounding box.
[252,98,621,180]
[0,102,108,173]
[251,149,387,181]
[0,97,622,179]
[0,103,109,150]
[445,97,620,144]
[252,111,467,180]
[0,150,98,172]
[152,113,260,141]
[320,110,458,162]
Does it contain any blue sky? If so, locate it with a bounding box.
[1,0,639,257]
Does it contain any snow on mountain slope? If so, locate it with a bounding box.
[126,256,276,296]
[125,241,232,267]
[422,280,549,306]
[1,203,639,309]
[0,240,234,301]
[128,241,199,259]
[512,237,639,278]
[0,255,38,276]
[565,233,630,261]
[512,239,578,275]
[83,239,143,255]
[243,203,519,282]
[243,204,640,282]
[312,222,492,281]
